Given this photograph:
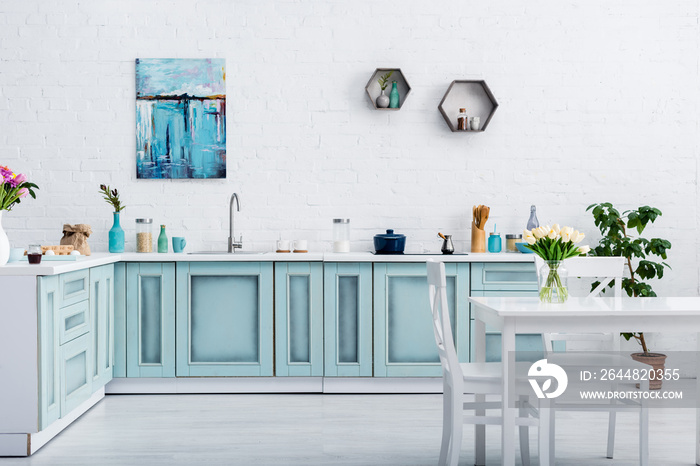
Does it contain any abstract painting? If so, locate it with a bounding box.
[136,58,226,179]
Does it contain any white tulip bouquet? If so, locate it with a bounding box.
[523,224,590,302]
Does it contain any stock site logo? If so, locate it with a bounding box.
[528,359,568,399]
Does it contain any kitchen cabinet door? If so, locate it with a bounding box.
[176,262,273,377]
[274,262,323,376]
[126,263,176,377]
[112,262,126,378]
[373,262,470,377]
[89,264,114,391]
[38,275,60,429]
[469,262,544,362]
[323,263,373,377]
[59,333,92,417]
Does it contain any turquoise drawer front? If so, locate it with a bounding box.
[470,262,537,292]
[59,300,90,345]
[59,269,90,307]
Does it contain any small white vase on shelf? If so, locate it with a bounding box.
[376,90,390,108]
[0,211,10,266]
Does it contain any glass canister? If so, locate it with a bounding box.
[135,218,153,253]
[506,234,522,253]
[333,218,350,253]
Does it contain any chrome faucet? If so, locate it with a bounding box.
[228,192,243,252]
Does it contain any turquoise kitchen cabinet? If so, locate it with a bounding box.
[112,262,126,377]
[469,262,541,361]
[274,262,323,376]
[89,264,114,390]
[38,275,60,429]
[38,265,114,429]
[323,263,373,377]
[125,263,176,377]
[373,262,470,377]
[176,262,273,376]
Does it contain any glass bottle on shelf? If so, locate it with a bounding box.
[157,225,168,253]
[527,205,540,230]
[457,108,468,130]
[389,81,400,108]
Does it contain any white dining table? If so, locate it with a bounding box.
[468,296,700,466]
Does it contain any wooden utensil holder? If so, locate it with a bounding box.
[471,223,485,253]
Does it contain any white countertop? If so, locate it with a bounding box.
[0,251,535,276]
[0,253,122,276]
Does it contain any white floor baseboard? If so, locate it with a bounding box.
[105,377,444,394]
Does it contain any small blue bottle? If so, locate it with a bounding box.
[389,81,400,108]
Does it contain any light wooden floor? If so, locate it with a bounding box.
[2,394,695,465]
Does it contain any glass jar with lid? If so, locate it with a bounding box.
[506,234,522,253]
[135,218,153,253]
[332,219,350,253]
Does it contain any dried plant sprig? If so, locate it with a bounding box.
[99,184,125,212]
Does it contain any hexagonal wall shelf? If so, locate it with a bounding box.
[438,80,498,132]
[365,68,412,110]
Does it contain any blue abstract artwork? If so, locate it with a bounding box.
[136,58,226,179]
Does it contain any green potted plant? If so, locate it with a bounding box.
[587,202,672,388]
[375,71,393,108]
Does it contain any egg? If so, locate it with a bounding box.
[44,250,55,256]
[70,250,81,256]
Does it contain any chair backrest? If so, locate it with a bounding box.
[534,256,625,298]
[534,256,626,352]
[426,260,463,390]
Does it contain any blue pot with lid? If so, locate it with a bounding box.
[373,229,406,254]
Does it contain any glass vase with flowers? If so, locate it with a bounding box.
[523,224,590,303]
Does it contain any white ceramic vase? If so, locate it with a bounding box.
[0,211,9,266]
[376,90,390,108]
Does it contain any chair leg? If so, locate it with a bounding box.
[548,407,555,463]
[518,396,531,466]
[448,408,463,466]
[639,407,649,466]
[438,392,453,466]
[475,393,486,466]
[538,399,552,466]
[439,387,452,466]
[606,411,617,458]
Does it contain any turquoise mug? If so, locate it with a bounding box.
[172,237,187,253]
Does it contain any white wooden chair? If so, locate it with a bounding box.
[534,255,648,465]
[427,260,546,466]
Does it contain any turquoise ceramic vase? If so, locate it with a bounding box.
[108,212,125,253]
[389,81,400,108]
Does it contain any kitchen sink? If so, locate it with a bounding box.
[188,251,266,255]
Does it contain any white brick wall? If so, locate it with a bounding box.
[1,0,698,327]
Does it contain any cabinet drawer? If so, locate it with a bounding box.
[59,300,90,345]
[470,262,537,292]
[59,269,90,307]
